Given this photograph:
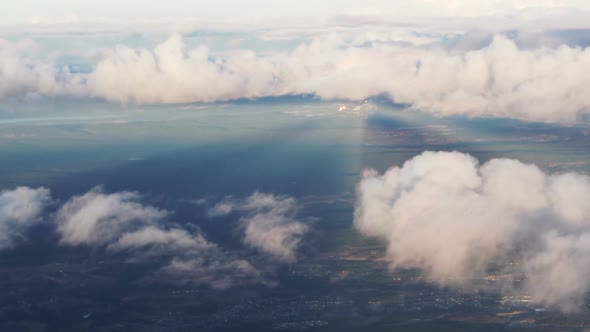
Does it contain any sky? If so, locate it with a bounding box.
[4,0,590,23]
[4,0,391,22]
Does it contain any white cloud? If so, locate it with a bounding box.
[209,192,309,262]
[354,151,590,312]
[56,188,168,246]
[3,33,590,123]
[56,188,265,289]
[107,226,213,253]
[0,186,50,249]
[0,39,59,99]
[206,199,234,217]
[524,231,590,312]
[241,193,309,262]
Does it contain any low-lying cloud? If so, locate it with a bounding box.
[108,226,212,253]
[208,192,309,262]
[241,193,309,262]
[355,151,590,312]
[159,256,265,290]
[56,188,168,246]
[0,186,50,249]
[85,34,590,123]
[0,186,287,289]
[54,188,265,289]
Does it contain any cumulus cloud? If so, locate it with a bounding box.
[56,188,264,289]
[0,187,50,249]
[56,188,168,246]
[0,39,56,99]
[354,151,590,312]
[3,31,590,123]
[241,193,309,262]
[0,38,83,100]
[208,192,309,262]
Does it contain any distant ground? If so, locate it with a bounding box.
[1,99,590,331]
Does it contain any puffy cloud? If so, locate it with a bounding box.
[524,231,590,312]
[0,38,83,100]
[241,193,309,262]
[0,187,50,249]
[56,188,168,246]
[354,151,590,312]
[288,34,590,123]
[3,32,590,123]
[29,34,590,123]
[0,39,56,99]
[85,34,292,104]
[208,192,309,262]
[57,188,264,289]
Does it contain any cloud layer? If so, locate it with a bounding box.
[82,34,590,123]
[56,188,168,246]
[3,32,590,123]
[355,151,590,312]
[241,193,309,262]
